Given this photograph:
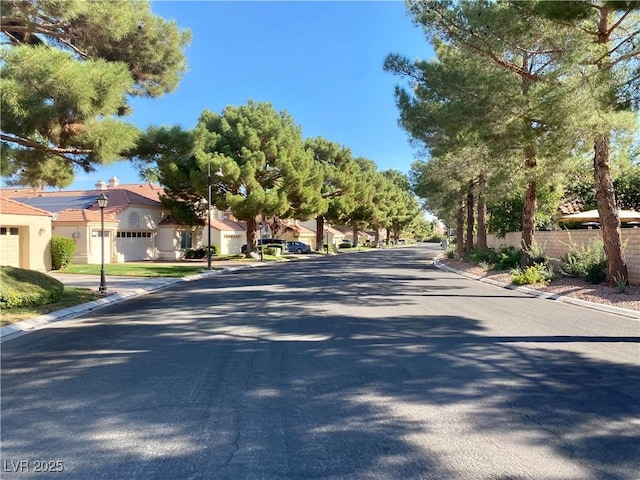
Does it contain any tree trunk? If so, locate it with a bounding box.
[465,178,475,255]
[386,229,391,245]
[594,132,627,284]
[374,228,380,245]
[352,223,359,247]
[592,6,628,285]
[521,174,537,267]
[476,171,487,251]
[456,197,465,257]
[246,216,258,256]
[315,216,324,251]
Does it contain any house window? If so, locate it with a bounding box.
[1,228,19,236]
[117,231,152,238]
[180,231,193,250]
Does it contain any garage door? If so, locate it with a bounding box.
[222,234,243,255]
[116,231,153,261]
[0,227,20,267]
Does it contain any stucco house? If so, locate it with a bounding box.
[0,178,247,268]
[0,197,52,271]
[299,219,345,249]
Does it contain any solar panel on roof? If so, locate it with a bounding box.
[15,195,98,213]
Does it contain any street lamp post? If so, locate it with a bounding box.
[207,162,224,270]
[97,193,108,294]
[207,162,212,270]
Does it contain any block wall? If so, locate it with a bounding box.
[482,229,640,285]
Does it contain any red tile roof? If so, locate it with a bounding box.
[210,218,245,231]
[55,208,118,223]
[557,199,584,216]
[0,198,52,217]
[116,183,164,202]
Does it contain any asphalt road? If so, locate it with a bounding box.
[1,244,639,480]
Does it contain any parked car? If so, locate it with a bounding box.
[241,238,287,253]
[286,241,311,254]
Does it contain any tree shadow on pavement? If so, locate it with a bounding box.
[2,247,638,479]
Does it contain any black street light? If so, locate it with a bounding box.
[207,162,224,270]
[97,193,108,294]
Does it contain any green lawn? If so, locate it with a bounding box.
[60,263,210,277]
[1,287,100,326]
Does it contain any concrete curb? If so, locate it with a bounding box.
[0,263,273,343]
[433,258,640,320]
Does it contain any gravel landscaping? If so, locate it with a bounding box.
[439,258,640,313]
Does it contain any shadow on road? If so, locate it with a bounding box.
[2,246,639,479]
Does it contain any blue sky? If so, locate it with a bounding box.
[70,0,434,190]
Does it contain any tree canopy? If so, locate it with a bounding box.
[0,0,191,188]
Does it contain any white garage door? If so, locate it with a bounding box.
[116,231,153,261]
[0,227,20,267]
[222,234,243,255]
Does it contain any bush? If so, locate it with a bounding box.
[467,246,520,271]
[511,264,554,286]
[467,247,498,264]
[185,246,218,259]
[445,245,457,258]
[51,235,76,270]
[561,239,607,284]
[494,246,522,271]
[425,235,445,243]
[263,246,282,256]
[524,239,547,266]
[0,266,64,309]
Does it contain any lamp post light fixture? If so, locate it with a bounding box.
[97,193,108,294]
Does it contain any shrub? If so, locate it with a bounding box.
[263,246,282,256]
[561,239,607,284]
[445,245,457,259]
[185,246,218,259]
[524,239,547,265]
[511,264,554,286]
[0,266,64,309]
[51,235,76,270]
[425,235,445,243]
[485,246,521,271]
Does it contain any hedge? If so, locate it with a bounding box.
[51,235,76,270]
[0,266,64,309]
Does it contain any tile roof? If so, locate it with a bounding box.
[1,187,162,217]
[557,199,584,216]
[210,218,246,232]
[116,183,164,202]
[54,208,118,223]
[0,197,52,217]
[289,223,315,235]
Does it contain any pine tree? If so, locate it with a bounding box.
[1,0,191,187]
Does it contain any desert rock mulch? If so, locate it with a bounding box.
[439,258,640,313]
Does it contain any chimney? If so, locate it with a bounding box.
[95,180,107,190]
[108,176,120,188]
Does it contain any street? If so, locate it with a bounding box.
[1,244,639,479]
